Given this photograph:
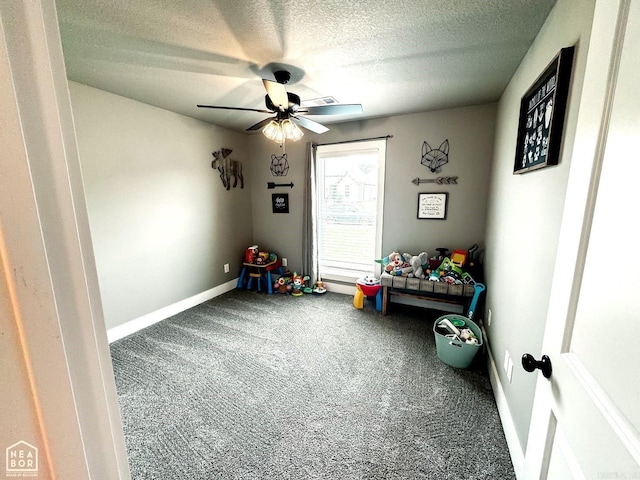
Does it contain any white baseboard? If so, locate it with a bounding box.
[321,281,356,295]
[484,328,526,479]
[107,278,238,343]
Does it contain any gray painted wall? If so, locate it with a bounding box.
[484,0,596,453]
[67,0,594,457]
[69,82,254,329]
[250,104,497,274]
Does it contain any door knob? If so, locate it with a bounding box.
[522,353,552,379]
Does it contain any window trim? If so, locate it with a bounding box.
[315,139,386,282]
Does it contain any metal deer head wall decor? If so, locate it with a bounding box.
[211,148,244,190]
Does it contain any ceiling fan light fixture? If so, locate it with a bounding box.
[262,118,304,144]
[281,119,304,142]
[262,120,284,143]
[199,69,362,139]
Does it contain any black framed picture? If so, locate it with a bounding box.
[514,46,575,174]
[272,193,289,214]
[417,192,448,220]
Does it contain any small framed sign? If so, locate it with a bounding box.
[272,193,289,214]
[514,46,575,174]
[417,192,448,220]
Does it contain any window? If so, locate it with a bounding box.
[316,139,386,282]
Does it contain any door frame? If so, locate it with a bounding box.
[0,0,130,477]
[524,0,631,477]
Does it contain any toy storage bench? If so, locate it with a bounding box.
[380,273,476,316]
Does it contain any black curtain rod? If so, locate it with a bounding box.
[312,135,393,148]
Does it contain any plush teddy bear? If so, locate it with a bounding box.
[406,251,429,278]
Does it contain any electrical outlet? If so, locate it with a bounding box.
[282,257,288,267]
[487,308,492,327]
[224,263,230,273]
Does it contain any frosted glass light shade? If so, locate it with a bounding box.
[262,120,284,143]
[262,119,304,143]
[281,119,304,142]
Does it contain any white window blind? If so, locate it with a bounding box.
[316,140,386,282]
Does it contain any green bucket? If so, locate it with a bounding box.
[433,314,483,369]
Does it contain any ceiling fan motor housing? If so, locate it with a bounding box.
[265,92,300,113]
[273,70,291,84]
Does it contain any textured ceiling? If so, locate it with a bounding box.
[56,0,557,133]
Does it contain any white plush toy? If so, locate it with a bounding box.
[377,251,413,276]
[406,251,429,278]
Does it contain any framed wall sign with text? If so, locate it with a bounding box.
[417,192,448,220]
[514,46,575,174]
[272,193,289,213]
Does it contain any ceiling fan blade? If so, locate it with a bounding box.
[197,105,272,113]
[298,104,363,115]
[262,79,288,111]
[246,117,275,131]
[291,115,329,134]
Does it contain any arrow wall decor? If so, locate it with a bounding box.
[411,176,458,185]
[267,182,294,189]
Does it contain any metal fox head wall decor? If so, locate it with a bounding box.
[421,139,449,173]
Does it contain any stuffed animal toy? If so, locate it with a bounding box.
[376,251,413,276]
[407,251,429,278]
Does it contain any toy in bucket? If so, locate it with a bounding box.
[433,283,486,368]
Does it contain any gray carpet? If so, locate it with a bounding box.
[110,289,515,479]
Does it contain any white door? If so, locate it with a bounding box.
[524,1,640,478]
